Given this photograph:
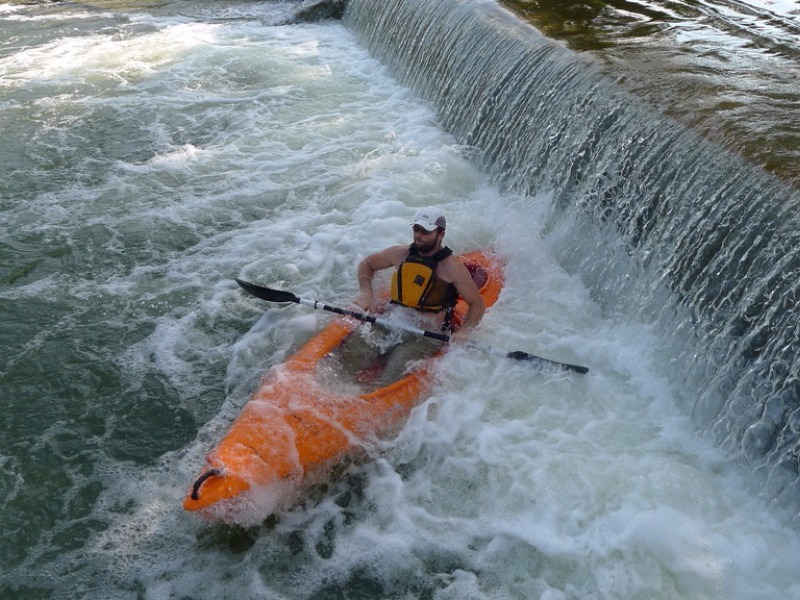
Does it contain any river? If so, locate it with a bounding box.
[2,1,799,598]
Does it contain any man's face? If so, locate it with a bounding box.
[412,225,442,253]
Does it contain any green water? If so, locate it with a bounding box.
[501,0,800,186]
[3,1,800,598]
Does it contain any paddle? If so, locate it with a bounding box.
[235,279,589,374]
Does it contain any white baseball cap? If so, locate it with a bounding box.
[411,208,446,232]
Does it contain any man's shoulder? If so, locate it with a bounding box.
[386,244,410,256]
[373,244,409,266]
[436,251,468,279]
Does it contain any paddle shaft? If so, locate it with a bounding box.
[235,279,588,374]
[296,297,450,341]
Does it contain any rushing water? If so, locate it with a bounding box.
[347,0,800,512]
[2,1,800,599]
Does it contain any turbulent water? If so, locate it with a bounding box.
[2,0,800,598]
[347,0,800,513]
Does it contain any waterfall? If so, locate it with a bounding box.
[345,0,800,511]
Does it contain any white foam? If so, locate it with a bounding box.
[4,2,800,599]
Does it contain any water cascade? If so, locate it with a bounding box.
[345,0,800,514]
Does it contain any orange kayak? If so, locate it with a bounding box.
[183,250,503,524]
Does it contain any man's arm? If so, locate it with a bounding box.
[444,258,485,343]
[353,245,406,311]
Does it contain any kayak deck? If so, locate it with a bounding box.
[183,250,503,524]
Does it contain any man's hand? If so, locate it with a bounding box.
[351,290,373,313]
[448,326,473,345]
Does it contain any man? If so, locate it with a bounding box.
[353,208,485,344]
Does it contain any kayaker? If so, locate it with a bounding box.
[352,208,485,344]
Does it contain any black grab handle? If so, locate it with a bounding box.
[191,468,222,500]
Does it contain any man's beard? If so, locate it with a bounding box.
[414,237,439,254]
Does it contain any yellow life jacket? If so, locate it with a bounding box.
[390,246,457,312]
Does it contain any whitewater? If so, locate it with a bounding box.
[1,1,799,598]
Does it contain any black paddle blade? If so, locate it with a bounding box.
[507,350,589,374]
[235,279,300,304]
